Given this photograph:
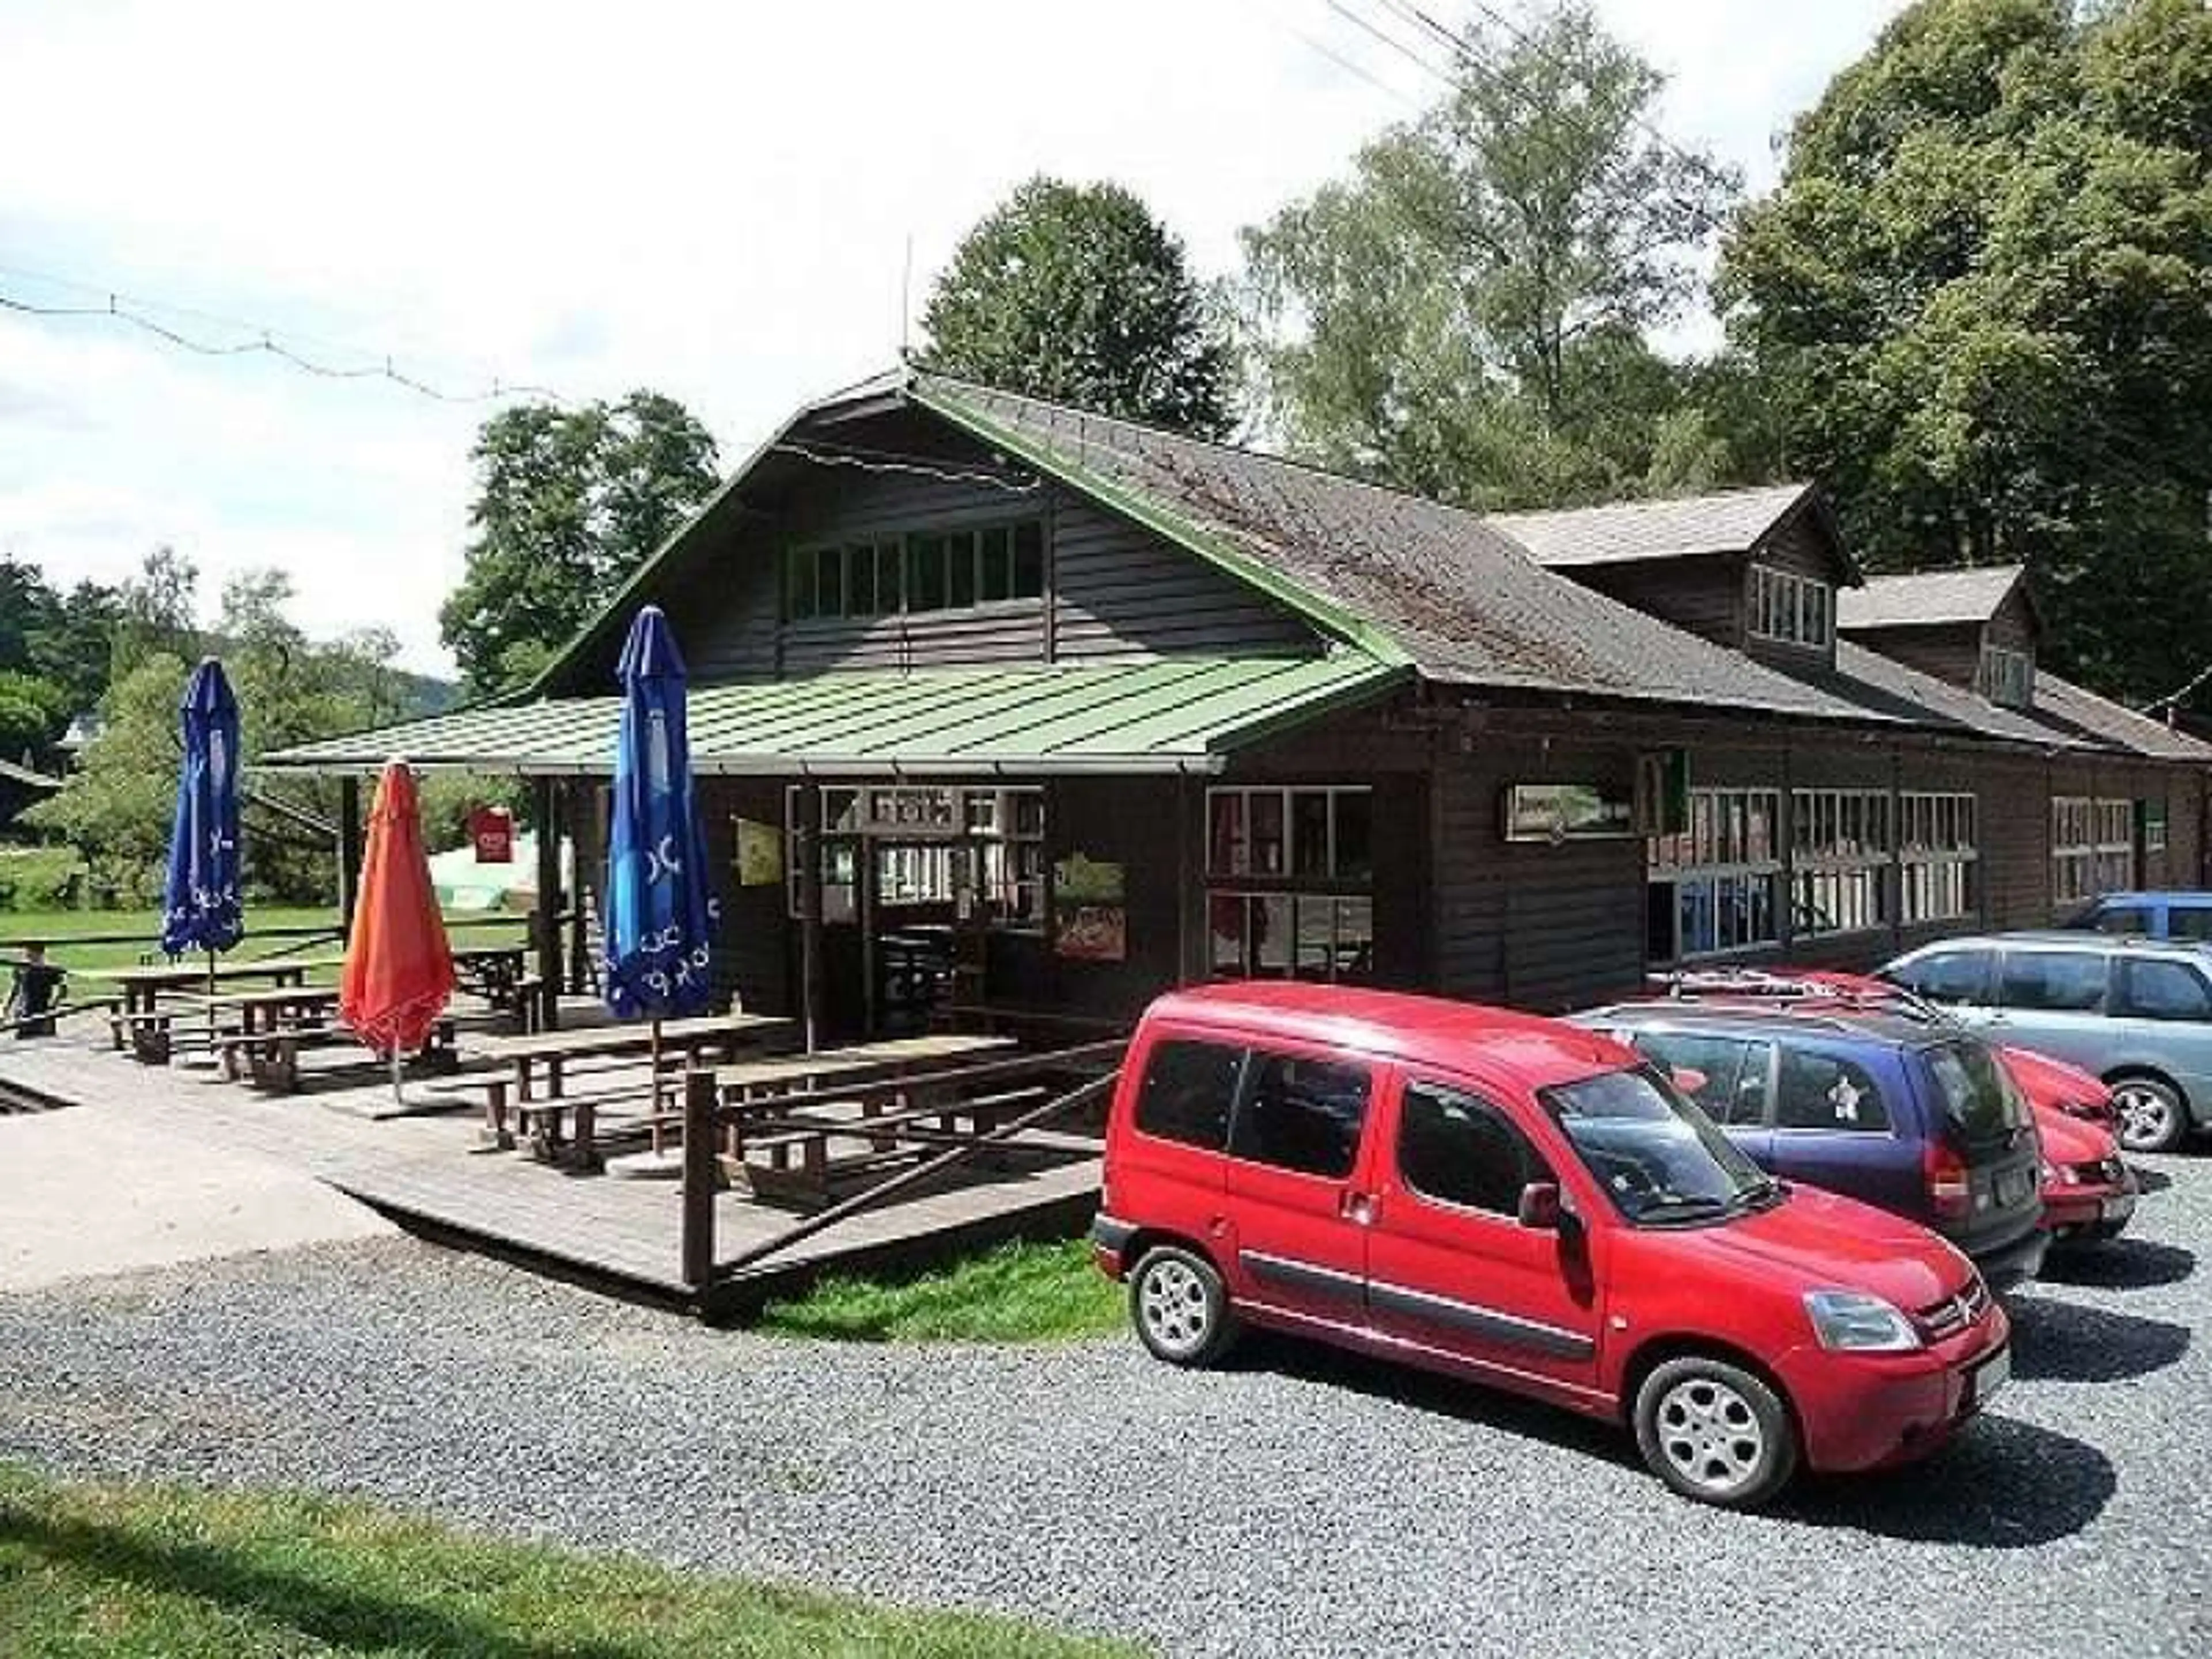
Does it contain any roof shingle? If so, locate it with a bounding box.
[1486,483,1818,568]
[1838,566,2030,631]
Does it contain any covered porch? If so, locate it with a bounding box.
[264,653,1412,1044]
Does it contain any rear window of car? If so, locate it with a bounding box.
[2170,906,2212,943]
[1228,1052,1373,1179]
[1920,1040,2023,1147]
[1773,1047,1891,1133]
[2115,957,2212,1022]
[1997,950,2109,1013]
[1133,1039,1243,1151]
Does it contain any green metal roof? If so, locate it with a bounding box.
[262,654,1404,777]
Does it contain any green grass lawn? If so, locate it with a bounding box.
[757,1240,1125,1344]
[0,1463,1136,1658]
[0,903,527,979]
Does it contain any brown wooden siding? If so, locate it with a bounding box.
[670,467,1315,680]
[1844,621,1984,690]
[1566,555,1744,650]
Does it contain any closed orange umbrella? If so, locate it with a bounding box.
[340,759,456,1099]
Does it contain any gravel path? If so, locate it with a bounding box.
[4,1160,2210,1658]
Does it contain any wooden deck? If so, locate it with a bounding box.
[0,1025,1101,1314]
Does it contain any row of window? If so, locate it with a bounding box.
[1137,1038,1545,1215]
[1627,1029,1896,1134]
[1206,786,1374,884]
[785,521,1046,621]
[783,785,1046,930]
[1648,787,1980,959]
[1896,947,2212,1023]
[1747,565,1834,650]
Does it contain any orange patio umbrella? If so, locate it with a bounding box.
[340,758,456,1102]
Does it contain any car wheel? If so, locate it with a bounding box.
[1128,1245,1238,1367]
[1634,1357,1798,1508]
[2109,1076,2186,1154]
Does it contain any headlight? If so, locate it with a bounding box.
[1803,1289,1922,1352]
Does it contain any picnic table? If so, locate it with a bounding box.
[99,955,343,1025]
[468,1011,795,1162]
[449,942,530,1016]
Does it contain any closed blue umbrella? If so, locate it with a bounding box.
[603,608,719,1109]
[160,657,244,960]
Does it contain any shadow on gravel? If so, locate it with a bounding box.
[2005,1296,2192,1381]
[2037,1238,2195,1291]
[2133,1166,2175,1195]
[1223,1332,1633,1469]
[1777,1415,2115,1547]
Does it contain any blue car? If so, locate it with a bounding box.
[1571,1003,2047,1289]
[2061,891,2212,944]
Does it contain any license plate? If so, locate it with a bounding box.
[1971,1346,2010,1407]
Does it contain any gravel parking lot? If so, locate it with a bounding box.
[3,1158,2209,1658]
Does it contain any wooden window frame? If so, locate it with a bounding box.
[1791,787,1893,938]
[1747,563,1835,650]
[783,517,1047,624]
[1899,790,1978,926]
[1976,643,2034,707]
[1648,787,1783,961]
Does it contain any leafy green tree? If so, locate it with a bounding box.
[31,579,123,716]
[921,177,1233,437]
[112,544,200,675]
[1240,3,1737,507]
[439,392,720,698]
[0,669,70,761]
[23,652,189,900]
[1720,0,2212,703]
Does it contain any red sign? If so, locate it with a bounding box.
[469,805,514,864]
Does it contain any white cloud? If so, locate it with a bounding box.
[0,0,1906,676]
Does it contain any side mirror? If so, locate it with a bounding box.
[1517,1180,1563,1231]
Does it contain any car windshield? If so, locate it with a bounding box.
[1539,1066,1777,1226]
[1921,1039,2025,1147]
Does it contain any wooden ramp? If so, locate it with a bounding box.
[0,1032,1100,1313]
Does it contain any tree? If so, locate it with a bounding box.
[1240,3,1738,507]
[438,392,720,698]
[112,544,200,674]
[31,579,123,715]
[921,177,1233,437]
[1720,0,2212,703]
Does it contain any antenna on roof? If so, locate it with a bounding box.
[899,232,915,364]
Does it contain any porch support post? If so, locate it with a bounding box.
[533,775,564,1031]
[336,774,363,942]
[796,782,824,1052]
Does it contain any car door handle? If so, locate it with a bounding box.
[1340,1191,1379,1226]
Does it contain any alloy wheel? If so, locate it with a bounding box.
[1654,1376,1767,1498]
[2112,1082,2179,1153]
[1137,1257,1213,1357]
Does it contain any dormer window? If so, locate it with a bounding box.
[1976,643,2033,707]
[1748,565,1833,650]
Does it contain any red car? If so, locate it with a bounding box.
[1646,967,2138,1246]
[1092,983,2010,1509]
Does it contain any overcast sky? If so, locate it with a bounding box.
[0,0,1905,677]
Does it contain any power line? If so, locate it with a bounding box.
[1270,13,1427,113]
[0,270,573,407]
[1320,0,1459,90]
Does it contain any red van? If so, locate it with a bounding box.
[1092,983,2012,1508]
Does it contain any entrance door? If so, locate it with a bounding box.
[1219,1045,1380,1335]
[1365,1075,1603,1402]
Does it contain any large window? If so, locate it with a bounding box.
[1207,786,1375,984]
[2052,797,2135,905]
[1748,565,1834,649]
[786,520,1045,621]
[783,784,1044,931]
[1900,791,1978,925]
[1792,789,1891,937]
[1133,1039,1243,1151]
[1976,644,2034,708]
[1648,788,1782,961]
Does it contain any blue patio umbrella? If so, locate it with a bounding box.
[160,657,245,961]
[603,608,719,1107]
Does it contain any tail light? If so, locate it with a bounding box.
[1925,1140,1973,1221]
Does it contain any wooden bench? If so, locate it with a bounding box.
[728,1085,1050,1210]
[206,1014,460,1093]
[474,1011,794,1104]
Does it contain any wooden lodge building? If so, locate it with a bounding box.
[268,368,2212,1037]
